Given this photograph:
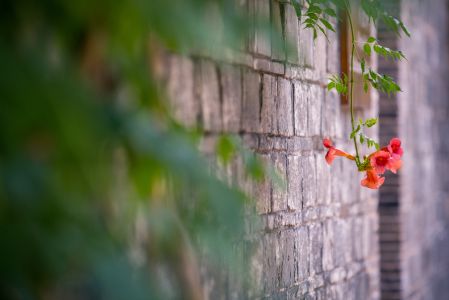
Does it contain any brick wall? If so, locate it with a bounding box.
[163,0,380,298]
[399,0,449,299]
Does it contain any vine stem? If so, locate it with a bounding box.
[345,0,361,167]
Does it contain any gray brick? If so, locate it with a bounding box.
[298,14,314,68]
[284,4,299,64]
[271,153,288,212]
[220,64,242,132]
[280,230,296,287]
[261,74,277,134]
[287,155,302,211]
[250,0,271,56]
[301,155,316,207]
[293,81,308,136]
[352,217,363,261]
[255,154,272,214]
[326,18,339,73]
[277,78,294,136]
[316,153,331,205]
[242,69,261,133]
[323,220,334,271]
[271,0,285,61]
[295,226,309,282]
[334,219,350,267]
[307,85,322,136]
[309,223,323,275]
[253,58,285,74]
[167,55,197,127]
[263,232,280,292]
[322,90,339,138]
[196,59,222,131]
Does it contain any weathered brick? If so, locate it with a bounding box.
[322,90,340,138]
[315,153,331,205]
[280,230,296,287]
[261,233,277,294]
[167,55,197,127]
[352,217,364,261]
[255,154,272,214]
[307,84,323,136]
[298,14,314,68]
[334,219,351,267]
[301,155,316,207]
[283,4,299,64]
[323,220,334,271]
[309,223,323,275]
[261,74,277,134]
[287,155,302,211]
[220,64,242,132]
[271,0,285,61]
[293,81,308,136]
[242,69,261,133]
[249,0,271,56]
[271,153,288,212]
[326,18,339,73]
[295,226,309,282]
[196,59,222,131]
[277,78,294,136]
[253,58,285,74]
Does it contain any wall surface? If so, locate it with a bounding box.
[163,0,381,299]
[377,1,402,299]
[399,0,449,299]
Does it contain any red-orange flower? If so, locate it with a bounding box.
[323,138,355,165]
[370,150,402,174]
[387,138,403,160]
[361,169,385,189]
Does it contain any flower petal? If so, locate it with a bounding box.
[361,169,385,189]
[325,148,337,165]
[387,158,402,174]
[333,149,356,161]
[388,138,404,158]
[323,138,333,149]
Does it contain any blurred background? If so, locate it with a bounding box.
[1,0,449,299]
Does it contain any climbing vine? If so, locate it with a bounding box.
[295,0,407,189]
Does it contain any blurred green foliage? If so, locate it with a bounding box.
[0,0,268,299]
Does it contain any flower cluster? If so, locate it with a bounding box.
[323,138,403,189]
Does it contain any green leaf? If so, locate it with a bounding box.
[308,5,322,15]
[216,134,236,165]
[359,134,365,144]
[365,118,377,128]
[245,153,265,181]
[320,18,335,32]
[375,142,380,150]
[324,8,337,17]
[291,0,302,17]
[367,36,376,43]
[363,43,371,56]
[307,12,319,20]
[400,21,411,37]
[327,82,336,91]
[350,125,361,139]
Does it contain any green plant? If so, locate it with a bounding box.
[297,0,408,189]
